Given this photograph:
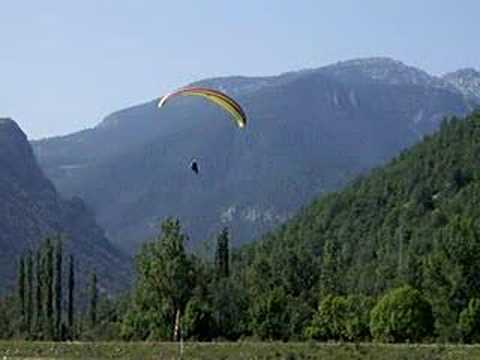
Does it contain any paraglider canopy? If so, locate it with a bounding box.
[158,87,247,128]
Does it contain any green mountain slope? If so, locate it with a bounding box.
[238,111,480,337]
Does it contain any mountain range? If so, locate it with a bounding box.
[32,57,480,254]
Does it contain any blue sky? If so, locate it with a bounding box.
[1,1,479,139]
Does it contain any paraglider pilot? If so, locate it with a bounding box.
[190,159,199,174]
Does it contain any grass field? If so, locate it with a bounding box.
[1,341,480,359]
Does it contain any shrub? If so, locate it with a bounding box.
[370,285,433,342]
[458,298,480,343]
[305,294,373,341]
[249,287,289,340]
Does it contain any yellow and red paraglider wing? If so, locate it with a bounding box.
[158,87,247,128]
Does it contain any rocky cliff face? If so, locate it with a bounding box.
[443,68,480,103]
[32,58,478,253]
[0,118,130,294]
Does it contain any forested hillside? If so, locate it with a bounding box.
[235,110,480,341]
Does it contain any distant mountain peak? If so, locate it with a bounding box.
[452,67,480,76]
[325,57,417,74]
[0,117,14,124]
[192,57,419,96]
[443,68,480,101]
[0,117,23,134]
[0,118,38,182]
[333,56,404,66]
[322,57,456,91]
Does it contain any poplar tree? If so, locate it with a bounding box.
[44,238,54,339]
[89,272,98,328]
[54,239,63,339]
[17,256,25,331]
[34,247,44,337]
[25,250,33,334]
[215,227,230,278]
[67,254,75,337]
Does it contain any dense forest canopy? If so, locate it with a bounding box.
[231,110,480,341]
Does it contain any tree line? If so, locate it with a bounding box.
[0,237,101,340]
[2,215,480,343]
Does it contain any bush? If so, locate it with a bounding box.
[458,298,480,343]
[0,296,15,339]
[249,287,289,340]
[370,285,433,343]
[209,278,249,340]
[305,295,347,340]
[343,295,375,341]
[182,296,215,340]
[305,294,373,341]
